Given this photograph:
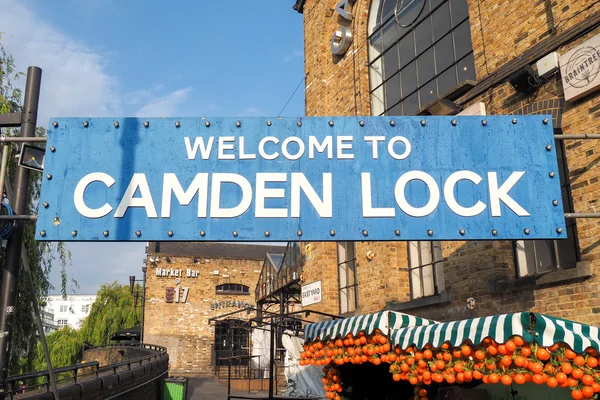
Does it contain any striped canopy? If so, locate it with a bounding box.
[304,311,438,342]
[390,312,600,354]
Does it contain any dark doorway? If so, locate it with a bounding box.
[214,319,250,367]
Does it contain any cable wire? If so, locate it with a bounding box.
[277,75,306,117]
[0,201,14,239]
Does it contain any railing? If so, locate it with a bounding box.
[4,343,167,399]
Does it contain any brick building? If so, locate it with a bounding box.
[143,242,285,375]
[294,0,600,328]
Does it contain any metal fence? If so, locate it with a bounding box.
[4,343,167,399]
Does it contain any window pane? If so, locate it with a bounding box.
[369,31,384,61]
[415,17,433,55]
[387,101,403,116]
[399,32,416,68]
[401,60,418,97]
[457,52,476,82]
[383,45,400,78]
[429,0,444,12]
[397,0,427,27]
[403,91,419,115]
[454,20,473,60]
[557,229,578,269]
[449,0,469,26]
[419,79,438,108]
[534,240,556,273]
[431,2,451,42]
[381,18,399,52]
[435,34,454,73]
[380,0,396,24]
[437,65,457,96]
[418,48,435,85]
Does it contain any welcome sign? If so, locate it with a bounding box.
[35,116,565,242]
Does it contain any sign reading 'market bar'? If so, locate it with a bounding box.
[36,116,565,242]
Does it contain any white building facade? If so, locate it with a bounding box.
[45,294,97,330]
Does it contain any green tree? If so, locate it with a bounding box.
[28,282,141,373]
[79,282,142,346]
[0,33,72,375]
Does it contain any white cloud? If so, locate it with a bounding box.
[134,87,193,117]
[0,0,120,126]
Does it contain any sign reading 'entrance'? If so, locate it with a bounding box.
[36,116,565,242]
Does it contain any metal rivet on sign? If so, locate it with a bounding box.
[524,228,530,235]
[427,229,433,236]
[205,121,211,127]
[103,230,109,237]
[297,121,302,127]
[552,200,559,206]
[144,121,150,128]
[482,120,488,126]
[71,230,77,237]
[546,144,552,151]
[168,230,173,237]
[233,231,238,237]
[543,118,549,125]
[236,121,241,127]
[135,230,141,237]
[459,229,465,235]
[83,121,89,127]
[557,227,563,233]
[46,174,52,180]
[175,121,180,128]
[113,121,119,128]
[328,120,334,126]
[52,121,58,128]
[389,120,396,126]
[264,231,270,237]
[394,230,400,236]
[297,230,303,237]
[451,119,457,126]
[420,120,426,126]
[549,171,555,178]
[40,230,46,237]
[49,146,55,152]
[492,229,498,236]
[267,121,272,126]
[512,118,517,124]
[359,120,365,126]
[200,230,205,236]
[362,230,368,236]
[42,202,49,208]
[330,230,335,236]
[53,217,61,226]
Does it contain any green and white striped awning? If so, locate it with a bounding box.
[390,312,600,354]
[304,311,438,342]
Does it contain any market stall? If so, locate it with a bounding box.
[302,312,600,400]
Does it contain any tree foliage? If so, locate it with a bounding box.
[28,282,141,372]
[79,282,142,346]
[0,33,73,375]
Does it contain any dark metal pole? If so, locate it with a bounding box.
[268,322,275,400]
[0,66,41,393]
[20,246,59,400]
[141,267,146,343]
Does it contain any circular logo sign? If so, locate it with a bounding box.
[565,46,600,89]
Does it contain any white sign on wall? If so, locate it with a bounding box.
[301,281,322,307]
[560,33,600,102]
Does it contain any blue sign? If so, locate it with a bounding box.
[35,116,566,242]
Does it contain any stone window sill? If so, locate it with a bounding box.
[386,290,452,312]
[487,261,593,294]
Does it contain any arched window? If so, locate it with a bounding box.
[216,284,250,295]
[368,0,476,116]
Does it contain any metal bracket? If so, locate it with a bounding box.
[0,113,23,128]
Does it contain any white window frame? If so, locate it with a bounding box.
[57,319,67,327]
[59,305,67,313]
[337,242,358,314]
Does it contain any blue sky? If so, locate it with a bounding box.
[0,0,305,294]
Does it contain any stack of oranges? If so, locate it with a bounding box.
[301,330,600,399]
